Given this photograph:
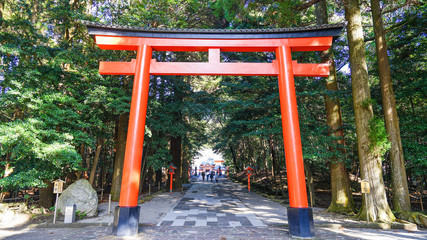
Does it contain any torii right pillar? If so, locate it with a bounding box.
[277,45,314,238]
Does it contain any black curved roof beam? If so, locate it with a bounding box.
[83,21,344,40]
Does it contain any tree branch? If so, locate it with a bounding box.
[0,111,13,121]
[364,12,419,42]
[382,0,422,15]
[295,0,321,11]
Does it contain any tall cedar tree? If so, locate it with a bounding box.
[344,0,395,222]
[316,0,355,214]
[370,0,411,213]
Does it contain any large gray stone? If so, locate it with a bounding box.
[57,179,98,217]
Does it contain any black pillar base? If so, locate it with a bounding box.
[287,207,315,238]
[112,206,140,236]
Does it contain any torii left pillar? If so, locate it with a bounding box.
[112,44,152,236]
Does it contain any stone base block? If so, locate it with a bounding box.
[112,206,140,236]
[287,207,315,238]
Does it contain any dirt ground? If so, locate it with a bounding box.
[233,170,426,213]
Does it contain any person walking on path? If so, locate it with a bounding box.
[201,171,205,181]
[210,171,214,181]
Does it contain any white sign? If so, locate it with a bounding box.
[53,179,65,194]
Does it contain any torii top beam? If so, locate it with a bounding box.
[85,21,343,51]
[85,21,344,77]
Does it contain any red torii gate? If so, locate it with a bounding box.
[85,22,343,238]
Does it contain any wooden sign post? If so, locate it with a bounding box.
[52,179,65,224]
[361,180,370,222]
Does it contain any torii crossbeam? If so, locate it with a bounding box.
[85,21,344,238]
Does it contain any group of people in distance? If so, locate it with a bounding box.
[200,170,220,182]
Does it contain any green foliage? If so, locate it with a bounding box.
[0,0,101,191]
[368,116,390,157]
[361,98,375,108]
[75,210,87,220]
[210,0,308,28]
[0,119,81,190]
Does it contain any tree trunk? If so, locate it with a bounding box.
[85,0,93,14]
[229,145,240,172]
[183,156,190,184]
[371,0,411,213]
[155,169,162,186]
[268,135,278,180]
[417,176,424,212]
[100,148,108,192]
[110,114,128,201]
[345,0,395,222]
[169,136,182,191]
[139,145,149,194]
[146,167,154,185]
[317,0,355,214]
[76,143,85,179]
[182,159,189,184]
[4,163,12,177]
[81,145,91,179]
[263,138,270,181]
[30,0,38,24]
[181,141,190,183]
[0,0,5,20]
[89,138,104,186]
[324,58,355,214]
[328,160,356,213]
[315,0,328,25]
[304,160,315,207]
[39,180,54,208]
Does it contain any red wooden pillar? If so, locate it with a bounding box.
[277,45,314,237]
[113,44,152,236]
[277,45,308,208]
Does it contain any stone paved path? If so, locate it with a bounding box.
[2,220,427,240]
[158,178,266,227]
[1,176,427,239]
